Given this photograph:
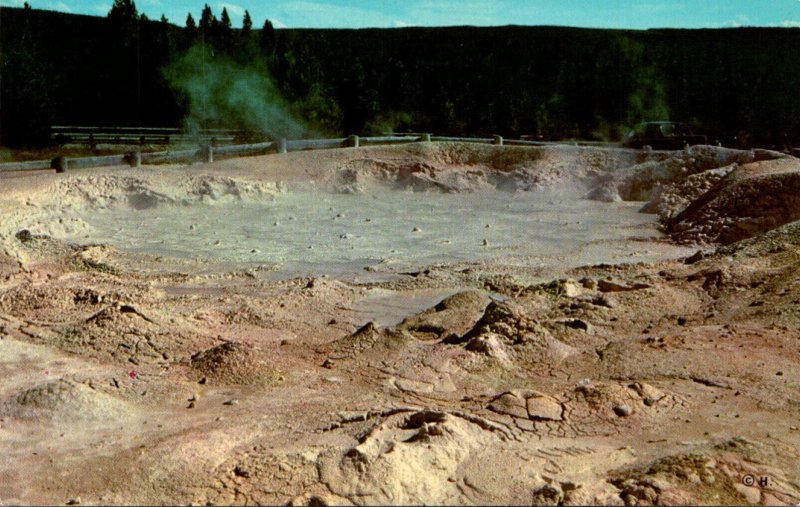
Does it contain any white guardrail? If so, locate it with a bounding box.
[0,134,615,174]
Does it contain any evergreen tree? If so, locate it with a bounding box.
[243,11,253,33]
[199,4,215,35]
[220,7,232,30]
[108,0,138,22]
[260,19,275,52]
[217,7,233,53]
[184,12,197,41]
[237,10,257,63]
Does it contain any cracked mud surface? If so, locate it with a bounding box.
[1,143,799,505]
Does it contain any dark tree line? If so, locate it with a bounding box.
[1,3,799,148]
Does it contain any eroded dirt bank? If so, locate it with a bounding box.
[0,143,799,505]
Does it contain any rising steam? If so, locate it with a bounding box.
[163,45,309,139]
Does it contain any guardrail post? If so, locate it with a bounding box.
[51,156,68,173]
[278,138,287,154]
[203,144,214,163]
[422,133,432,142]
[349,135,360,148]
[493,135,504,146]
[128,151,142,168]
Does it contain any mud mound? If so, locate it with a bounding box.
[48,174,281,212]
[182,174,280,202]
[52,303,214,366]
[53,175,174,210]
[190,342,282,386]
[486,381,687,437]
[0,282,108,322]
[3,379,131,422]
[442,300,578,367]
[718,219,800,257]
[323,322,413,360]
[586,145,759,203]
[398,290,491,340]
[640,165,736,218]
[318,410,509,505]
[8,229,83,265]
[332,143,633,194]
[608,453,748,505]
[667,157,800,244]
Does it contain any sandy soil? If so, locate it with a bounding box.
[0,142,799,506]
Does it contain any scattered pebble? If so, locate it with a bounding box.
[66,498,81,505]
[482,239,489,246]
[223,399,239,406]
[413,227,422,232]
[613,404,633,417]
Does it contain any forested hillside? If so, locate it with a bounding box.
[1,4,798,148]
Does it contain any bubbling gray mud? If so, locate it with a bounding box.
[65,187,689,280]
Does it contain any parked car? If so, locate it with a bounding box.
[622,121,707,150]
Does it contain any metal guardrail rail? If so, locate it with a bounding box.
[50,126,250,146]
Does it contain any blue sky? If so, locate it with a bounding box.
[1,0,799,29]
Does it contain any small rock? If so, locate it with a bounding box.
[187,402,195,409]
[613,404,633,417]
[685,250,705,264]
[198,377,207,385]
[321,358,335,369]
[526,395,563,421]
[564,319,590,332]
[188,393,199,402]
[531,483,563,506]
[488,392,529,419]
[482,239,489,246]
[412,227,422,232]
[223,399,239,406]
[66,498,81,506]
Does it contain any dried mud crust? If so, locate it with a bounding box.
[1,145,800,505]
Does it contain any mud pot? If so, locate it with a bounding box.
[1,142,799,505]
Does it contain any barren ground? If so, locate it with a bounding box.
[0,142,799,506]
